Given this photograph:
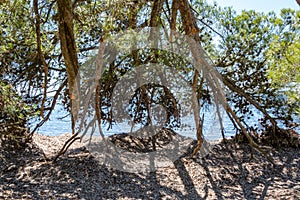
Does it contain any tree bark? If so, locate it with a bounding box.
[56,0,80,134]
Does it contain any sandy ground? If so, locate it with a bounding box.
[0,132,299,199]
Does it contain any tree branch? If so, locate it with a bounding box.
[33,0,49,120]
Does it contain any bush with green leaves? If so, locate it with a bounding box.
[0,81,37,149]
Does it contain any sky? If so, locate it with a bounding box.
[206,0,300,14]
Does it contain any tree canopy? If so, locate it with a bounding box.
[1,0,299,159]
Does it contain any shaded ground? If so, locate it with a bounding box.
[0,133,299,199]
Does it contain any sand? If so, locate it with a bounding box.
[0,132,299,199]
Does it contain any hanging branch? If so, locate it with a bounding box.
[170,0,179,31]
[94,38,107,143]
[127,3,153,129]
[189,38,274,164]
[177,0,275,164]
[224,104,275,164]
[52,0,82,161]
[31,79,68,136]
[53,39,107,162]
[177,0,205,156]
[150,0,164,27]
[201,64,227,141]
[33,0,49,120]
[191,69,203,156]
[222,75,279,132]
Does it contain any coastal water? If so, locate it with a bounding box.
[31,104,299,141]
[31,105,232,140]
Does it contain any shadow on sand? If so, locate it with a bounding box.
[1,139,299,199]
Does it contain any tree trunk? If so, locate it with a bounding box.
[57,0,80,134]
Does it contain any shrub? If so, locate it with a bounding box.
[0,81,36,149]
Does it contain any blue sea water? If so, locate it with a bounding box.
[32,104,299,140]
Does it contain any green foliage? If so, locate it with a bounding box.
[0,81,37,149]
[1,0,298,136]
[199,4,299,128]
[0,0,45,106]
[266,9,300,114]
